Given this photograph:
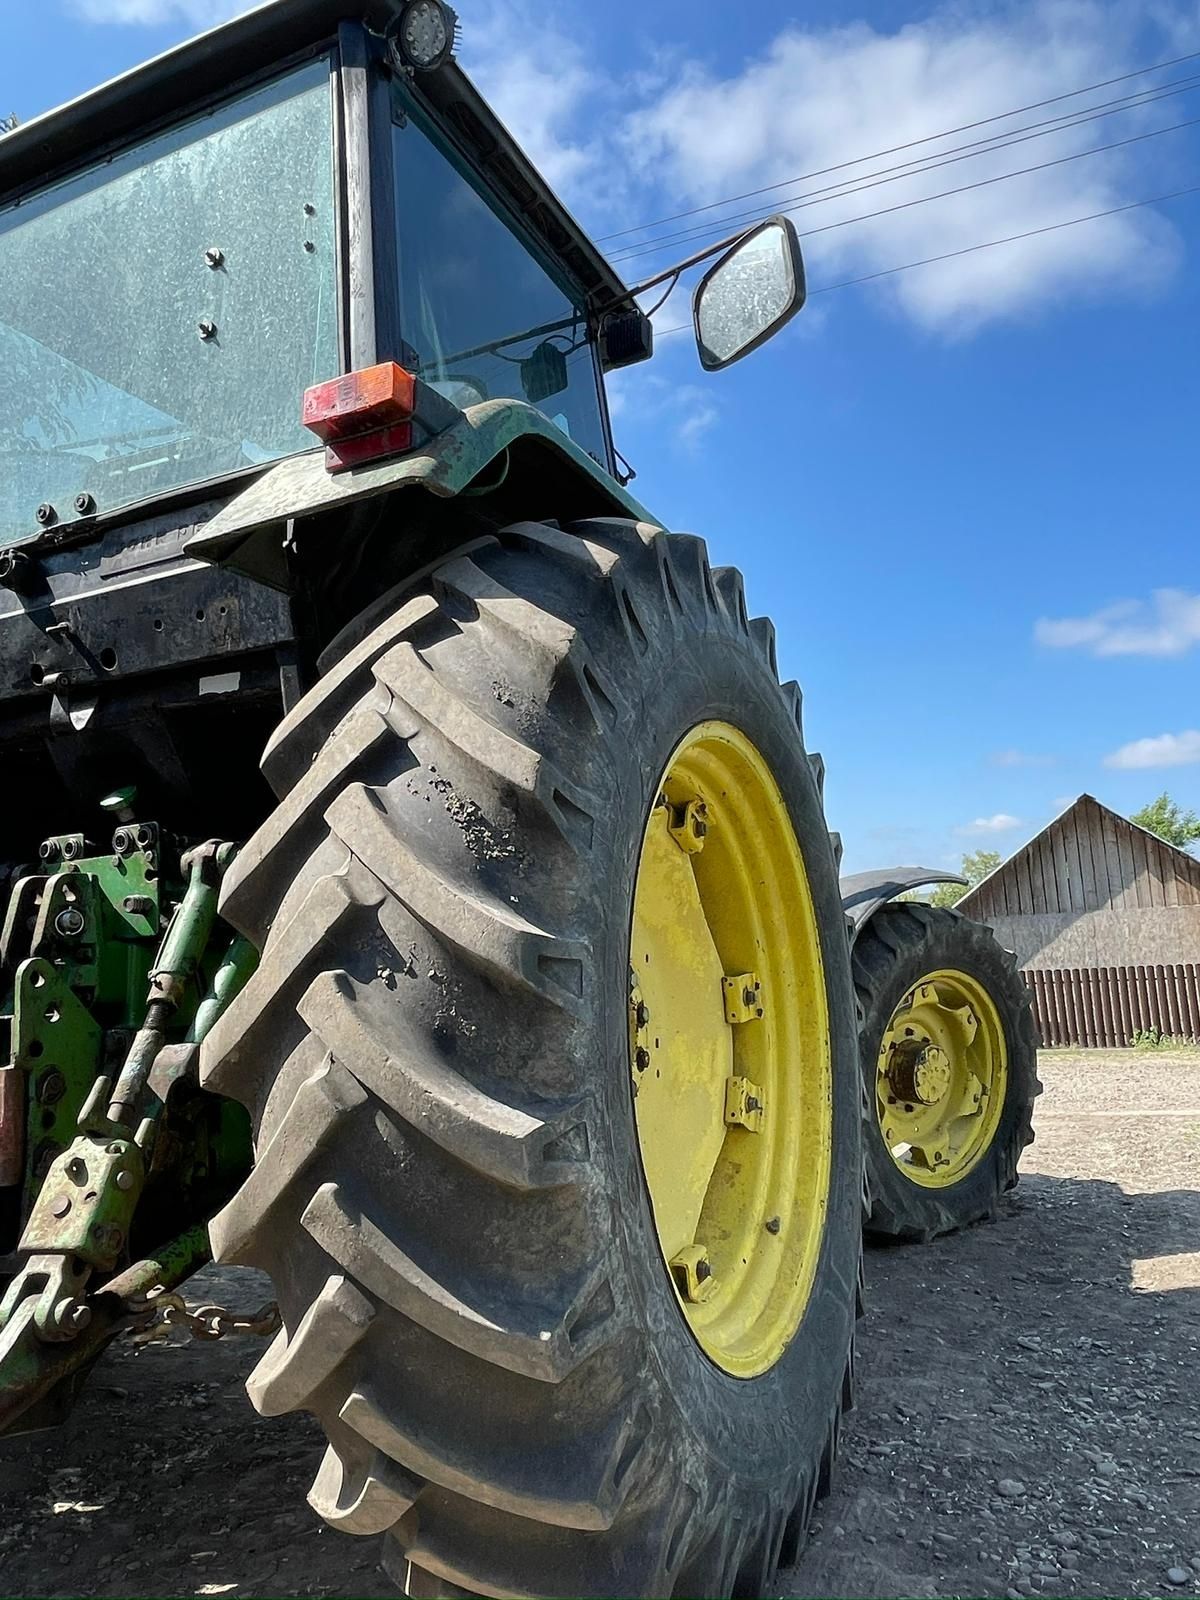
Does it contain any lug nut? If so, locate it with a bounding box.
[765,1216,781,1234]
[198,318,217,341]
[73,492,96,516]
[204,246,225,268]
[634,1046,651,1073]
[634,1001,649,1029]
[35,502,56,526]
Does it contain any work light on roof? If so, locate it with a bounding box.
[391,0,459,71]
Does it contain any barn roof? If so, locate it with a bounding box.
[957,792,1200,915]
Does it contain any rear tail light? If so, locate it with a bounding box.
[302,362,417,472]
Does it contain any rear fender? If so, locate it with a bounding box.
[185,396,653,589]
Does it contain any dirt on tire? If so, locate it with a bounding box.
[0,1051,1196,1599]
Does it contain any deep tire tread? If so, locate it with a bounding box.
[201,519,856,1599]
[854,903,1040,1241]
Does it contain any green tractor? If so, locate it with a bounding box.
[0,4,1038,1593]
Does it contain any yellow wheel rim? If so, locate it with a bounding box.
[875,968,1007,1188]
[629,721,832,1379]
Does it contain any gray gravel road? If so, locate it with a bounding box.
[793,1052,1200,1600]
[0,1052,1196,1599]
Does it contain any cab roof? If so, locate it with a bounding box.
[0,0,628,309]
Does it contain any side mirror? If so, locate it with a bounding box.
[692,217,806,372]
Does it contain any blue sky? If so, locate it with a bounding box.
[3,0,1199,872]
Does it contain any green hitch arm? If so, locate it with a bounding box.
[0,1223,212,1436]
[106,840,236,1126]
[188,934,257,1045]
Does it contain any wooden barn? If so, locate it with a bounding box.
[958,793,1200,1047]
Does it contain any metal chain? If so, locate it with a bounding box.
[129,1287,280,1343]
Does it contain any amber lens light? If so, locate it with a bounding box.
[302,363,417,473]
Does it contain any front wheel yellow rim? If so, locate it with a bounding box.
[629,721,832,1379]
[875,968,1007,1188]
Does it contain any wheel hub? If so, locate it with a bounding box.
[886,1040,951,1105]
[875,970,1007,1187]
[629,721,832,1379]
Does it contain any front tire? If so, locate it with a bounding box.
[854,903,1039,1242]
[200,518,862,1598]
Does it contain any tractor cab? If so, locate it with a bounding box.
[0,0,804,842]
[0,0,802,559]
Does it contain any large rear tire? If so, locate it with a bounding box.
[200,519,862,1598]
[854,903,1039,1242]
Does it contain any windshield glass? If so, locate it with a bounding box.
[391,96,608,467]
[0,58,338,549]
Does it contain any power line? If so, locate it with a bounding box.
[597,45,1200,245]
[651,179,1200,337]
[610,111,1200,291]
[610,90,1200,267]
[610,73,1200,265]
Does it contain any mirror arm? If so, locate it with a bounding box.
[595,222,762,319]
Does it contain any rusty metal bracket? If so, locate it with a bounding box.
[722,972,764,1024]
[669,1245,715,1304]
[668,798,709,855]
[20,1123,147,1271]
[723,1075,766,1133]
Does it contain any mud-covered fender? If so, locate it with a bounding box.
[185,396,653,588]
[840,867,966,944]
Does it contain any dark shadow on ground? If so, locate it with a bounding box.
[0,1177,1196,1598]
[791,1173,1200,1599]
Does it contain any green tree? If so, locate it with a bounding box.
[904,849,1001,907]
[1130,793,1200,852]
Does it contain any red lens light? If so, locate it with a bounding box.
[302,363,417,470]
[302,362,416,441]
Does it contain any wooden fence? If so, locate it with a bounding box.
[1023,964,1200,1049]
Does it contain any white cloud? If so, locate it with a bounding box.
[957,812,1023,834]
[70,0,253,23]
[70,0,1196,337]
[1035,589,1200,657]
[460,2,617,201]
[1104,730,1200,769]
[675,393,719,451]
[990,748,1057,767]
[618,1,1186,333]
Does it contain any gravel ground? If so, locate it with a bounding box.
[0,1051,1196,1599]
[794,1051,1200,1600]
